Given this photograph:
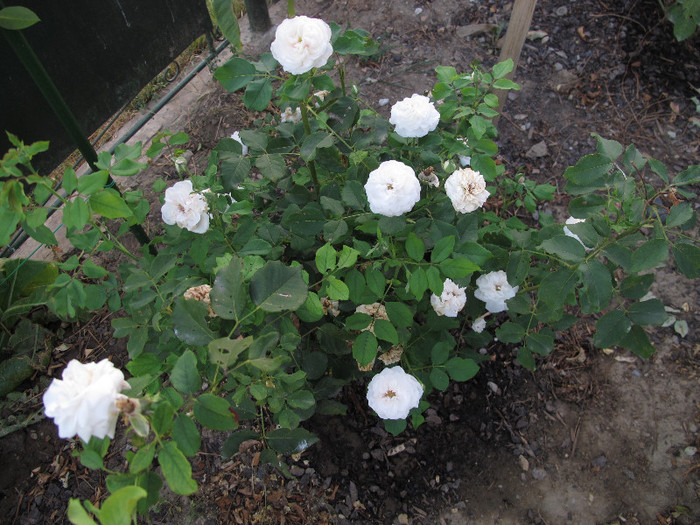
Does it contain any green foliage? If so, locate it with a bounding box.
[666,0,700,41]
[5,18,697,524]
[0,6,40,30]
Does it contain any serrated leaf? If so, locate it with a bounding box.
[211,256,247,320]
[315,243,336,274]
[170,350,201,396]
[430,368,450,391]
[172,298,215,346]
[405,233,425,262]
[353,331,378,366]
[250,261,308,312]
[172,415,200,457]
[445,357,479,381]
[620,324,655,359]
[594,310,631,348]
[627,299,667,325]
[89,188,133,219]
[266,428,318,455]
[158,441,197,495]
[373,319,399,345]
[244,78,273,111]
[194,394,237,430]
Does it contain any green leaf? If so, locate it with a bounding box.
[431,236,455,263]
[151,402,175,437]
[89,188,133,219]
[220,154,251,191]
[405,232,425,262]
[384,419,407,434]
[301,132,335,161]
[194,394,238,430]
[158,441,198,495]
[0,6,40,30]
[61,198,88,231]
[129,444,156,474]
[211,256,247,320]
[492,59,514,79]
[345,313,372,330]
[255,153,286,181]
[430,368,450,391]
[673,165,700,186]
[627,299,667,326]
[172,298,215,346]
[172,415,201,457]
[79,449,104,470]
[620,274,655,300]
[266,428,318,455]
[67,499,98,525]
[630,239,668,272]
[170,350,201,396]
[385,302,414,328]
[526,332,554,356]
[353,331,378,366]
[99,486,148,525]
[250,261,308,312]
[315,243,336,274]
[222,430,259,458]
[517,347,535,371]
[495,322,525,343]
[620,324,655,359]
[211,0,241,48]
[540,235,585,263]
[439,257,479,280]
[431,341,451,365]
[593,134,623,159]
[77,171,109,195]
[337,245,359,269]
[408,267,428,300]
[579,260,613,313]
[208,336,253,368]
[373,319,399,345]
[507,250,530,286]
[563,153,614,193]
[244,78,273,111]
[594,310,631,348]
[672,243,700,278]
[445,357,479,381]
[287,390,316,410]
[326,275,350,300]
[492,78,519,90]
[296,292,324,322]
[665,202,694,228]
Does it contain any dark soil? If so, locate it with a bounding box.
[1,0,699,523]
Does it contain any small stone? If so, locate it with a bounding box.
[398,513,409,524]
[555,6,568,15]
[487,381,501,395]
[622,469,636,480]
[684,446,697,457]
[414,7,423,15]
[290,465,305,477]
[591,455,607,469]
[378,98,390,107]
[525,141,548,158]
[532,467,547,480]
[518,455,530,471]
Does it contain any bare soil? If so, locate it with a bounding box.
[1,0,699,524]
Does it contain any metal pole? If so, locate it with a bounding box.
[243,0,271,32]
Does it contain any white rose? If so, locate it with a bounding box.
[471,316,487,333]
[389,94,440,138]
[280,106,303,123]
[364,160,421,217]
[230,131,248,155]
[43,359,130,442]
[474,270,519,313]
[563,216,590,250]
[270,16,333,75]
[430,278,467,317]
[366,366,423,420]
[161,180,210,234]
[444,167,490,214]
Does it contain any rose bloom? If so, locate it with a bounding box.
[43,359,130,442]
[366,366,423,420]
[270,16,333,75]
[430,278,467,317]
[474,270,519,313]
[364,160,421,217]
[472,316,487,333]
[230,131,248,155]
[389,94,440,138]
[445,167,490,214]
[563,216,590,250]
[161,180,210,234]
[280,106,302,123]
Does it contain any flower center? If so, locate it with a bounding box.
[387,184,394,190]
[495,284,502,291]
[383,389,397,399]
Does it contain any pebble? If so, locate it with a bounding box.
[487,381,501,395]
[622,469,636,480]
[555,6,568,16]
[591,455,607,469]
[532,468,547,480]
[378,98,390,107]
[684,446,697,457]
[290,465,305,476]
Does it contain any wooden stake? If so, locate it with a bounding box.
[494,0,537,127]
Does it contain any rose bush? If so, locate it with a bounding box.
[389,93,441,138]
[4,10,698,523]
